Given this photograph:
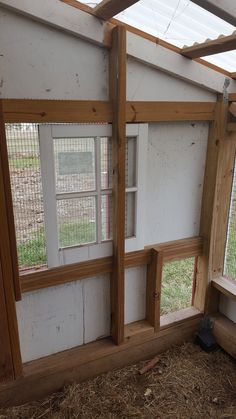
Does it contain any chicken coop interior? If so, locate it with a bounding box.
[0,0,236,414]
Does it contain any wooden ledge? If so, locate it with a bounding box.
[212,277,236,301]
[0,309,202,407]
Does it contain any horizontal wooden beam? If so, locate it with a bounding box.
[231,73,236,80]
[182,33,236,59]
[0,310,202,407]
[20,236,203,294]
[126,102,216,122]
[2,100,216,123]
[227,122,236,131]
[212,277,236,301]
[229,93,236,101]
[94,0,139,20]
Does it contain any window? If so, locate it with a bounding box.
[6,123,148,270]
[224,153,236,280]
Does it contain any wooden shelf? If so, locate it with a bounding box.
[212,277,236,301]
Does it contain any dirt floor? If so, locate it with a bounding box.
[0,342,235,419]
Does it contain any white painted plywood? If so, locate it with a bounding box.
[83,275,111,344]
[0,8,108,100]
[125,266,147,324]
[145,122,209,246]
[16,281,84,363]
[220,295,236,323]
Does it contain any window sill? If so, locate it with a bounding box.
[212,276,236,301]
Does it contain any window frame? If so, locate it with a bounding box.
[39,123,148,267]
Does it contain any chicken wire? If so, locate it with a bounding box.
[224,155,236,280]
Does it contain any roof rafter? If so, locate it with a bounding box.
[191,0,236,27]
[94,0,140,20]
[182,33,236,59]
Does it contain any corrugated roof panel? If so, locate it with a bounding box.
[77,0,236,72]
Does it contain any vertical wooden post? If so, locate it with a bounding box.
[110,25,126,345]
[0,102,22,381]
[146,249,163,332]
[194,95,229,313]
[0,101,21,301]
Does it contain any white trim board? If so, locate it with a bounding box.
[0,0,235,93]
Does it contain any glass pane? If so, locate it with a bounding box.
[125,192,135,238]
[126,137,136,188]
[224,155,236,280]
[57,197,96,248]
[6,123,47,271]
[101,137,112,190]
[101,194,112,241]
[54,137,96,194]
[161,258,195,315]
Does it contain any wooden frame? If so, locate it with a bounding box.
[0,102,22,382]
[182,33,236,59]
[2,99,216,123]
[109,25,126,345]
[94,0,140,20]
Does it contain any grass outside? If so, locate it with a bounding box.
[224,207,236,280]
[9,155,40,170]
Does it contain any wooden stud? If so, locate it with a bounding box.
[0,105,22,379]
[110,25,126,345]
[194,95,228,313]
[146,249,163,332]
[0,101,21,301]
[182,33,236,59]
[94,0,140,20]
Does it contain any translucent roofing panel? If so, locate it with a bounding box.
[78,0,236,72]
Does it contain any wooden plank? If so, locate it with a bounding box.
[2,100,113,123]
[110,26,126,345]
[0,314,202,407]
[0,107,22,379]
[194,96,228,313]
[227,123,236,132]
[231,73,236,80]
[212,314,236,359]
[228,93,236,102]
[0,261,14,383]
[229,102,236,117]
[0,101,21,301]
[126,102,216,122]
[212,277,236,301]
[182,33,236,59]
[2,100,216,123]
[20,237,203,294]
[146,249,163,332]
[94,0,140,20]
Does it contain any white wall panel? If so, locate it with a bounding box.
[220,295,236,323]
[16,281,84,363]
[0,8,108,100]
[145,122,208,246]
[83,275,110,344]
[125,266,147,324]
[127,58,216,101]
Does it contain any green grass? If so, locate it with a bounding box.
[17,231,47,269]
[161,258,194,315]
[9,155,40,169]
[59,222,96,248]
[224,208,236,280]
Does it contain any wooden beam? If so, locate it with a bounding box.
[228,93,236,101]
[212,277,236,301]
[194,95,228,313]
[231,72,236,80]
[0,104,22,380]
[227,122,236,131]
[126,102,216,122]
[0,101,21,301]
[146,249,163,332]
[94,0,139,20]
[2,99,216,123]
[0,311,202,407]
[2,100,113,123]
[19,237,203,294]
[229,102,236,117]
[110,26,126,345]
[212,314,236,359]
[182,33,236,59]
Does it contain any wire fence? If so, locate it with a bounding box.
[224,154,236,280]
